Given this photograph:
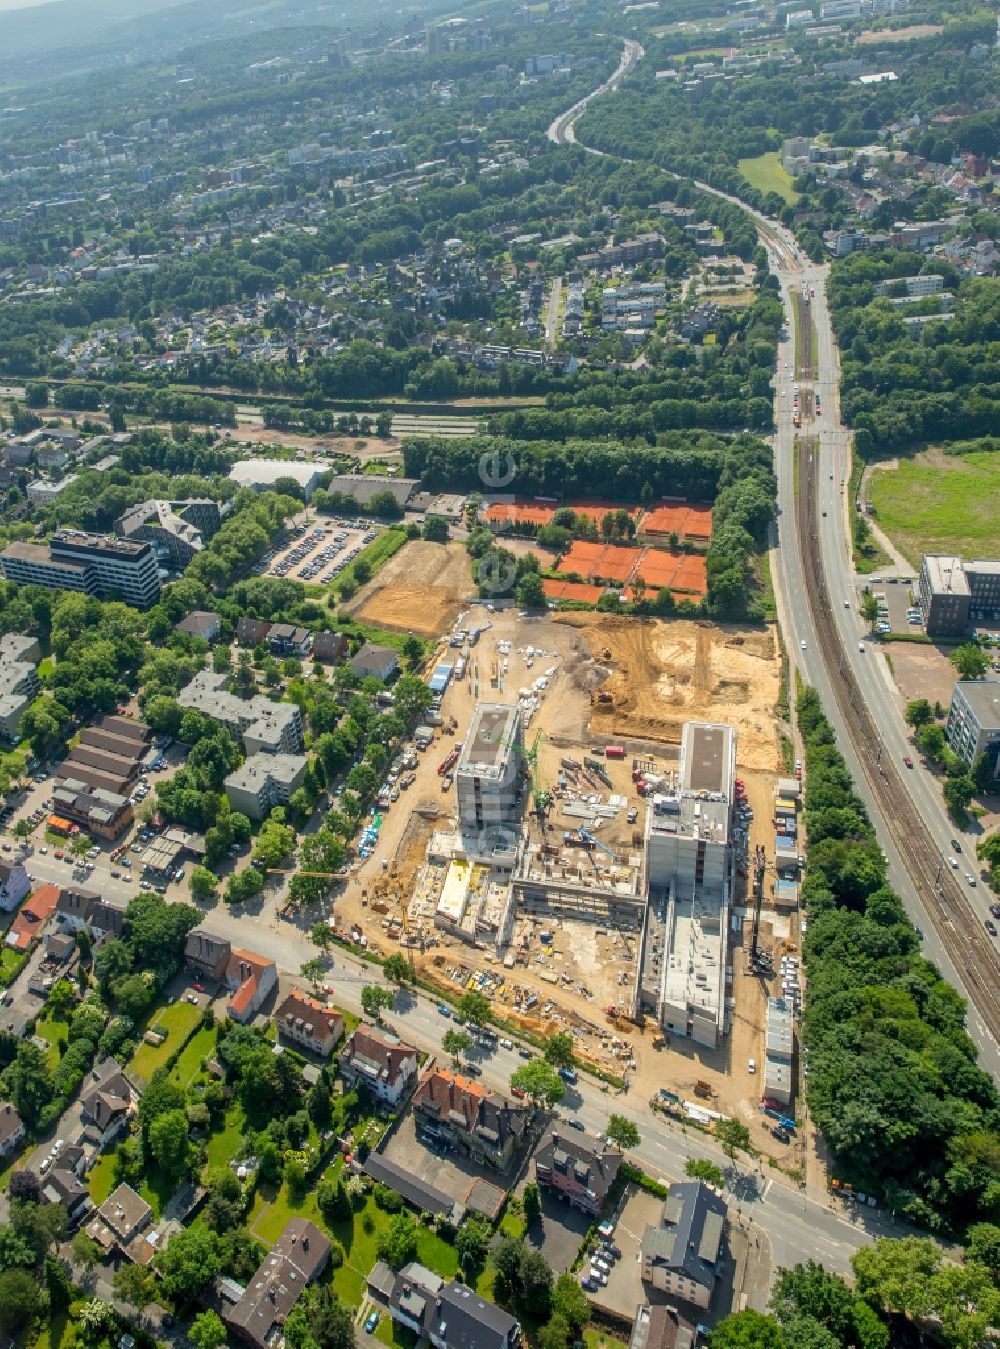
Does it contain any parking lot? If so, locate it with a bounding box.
[596,1186,662,1316]
[860,576,920,636]
[381,1111,508,1218]
[258,519,382,584]
[3,735,193,896]
[521,1181,592,1274]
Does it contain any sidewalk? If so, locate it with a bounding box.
[857,464,913,576]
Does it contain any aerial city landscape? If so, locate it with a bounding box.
[0,0,995,1344]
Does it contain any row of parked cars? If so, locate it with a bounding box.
[581,1220,622,1291]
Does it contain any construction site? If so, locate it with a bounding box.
[332,605,803,1158]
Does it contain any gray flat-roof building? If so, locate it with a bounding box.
[178,670,304,754]
[919,555,1000,636]
[638,722,736,1049]
[764,996,794,1107]
[228,459,323,500]
[456,702,522,840]
[946,680,1000,779]
[0,530,161,609]
[224,752,309,820]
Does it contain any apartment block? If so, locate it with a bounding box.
[274,990,344,1057]
[0,530,161,608]
[224,752,308,820]
[340,1025,419,1106]
[116,498,220,569]
[534,1127,622,1216]
[639,1181,727,1310]
[178,670,304,753]
[946,681,1000,778]
[0,632,41,741]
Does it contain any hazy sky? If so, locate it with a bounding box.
[0,0,55,10]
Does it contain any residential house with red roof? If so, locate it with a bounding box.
[226,949,277,1023]
[413,1066,528,1171]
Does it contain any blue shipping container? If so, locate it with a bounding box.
[429,664,453,694]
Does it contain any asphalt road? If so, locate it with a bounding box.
[546,41,1000,1071]
[22,851,898,1279]
[759,239,1000,1079]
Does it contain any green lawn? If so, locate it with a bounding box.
[335,527,407,596]
[87,1150,118,1205]
[251,1177,325,1244]
[250,1180,459,1310]
[869,450,1000,566]
[737,151,800,205]
[33,1309,71,1349]
[127,999,203,1084]
[167,1024,216,1088]
[33,1013,68,1072]
[584,1330,630,1349]
[0,946,28,985]
[206,1101,247,1171]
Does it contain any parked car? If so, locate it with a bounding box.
[364,1312,378,1334]
[436,1004,452,1018]
[568,1117,585,1131]
[772,1126,791,1143]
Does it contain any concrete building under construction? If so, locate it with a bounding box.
[636,722,736,1049]
[456,702,523,843]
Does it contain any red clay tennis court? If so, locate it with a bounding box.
[558,540,639,585]
[483,500,554,528]
[639,501,714,541]
[568,500,644,526]
[542,579,606,603]
[672,553,708,596]
[631,550,708,599]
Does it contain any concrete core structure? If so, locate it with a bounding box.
[456,702,523,842]
[637,722,736,1048]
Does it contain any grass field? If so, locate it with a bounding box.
[335,527,408,597]
[869,449,1000,566]
[127,999,203,1084]
[33,1013,67,1072]
[737,151,800,205]
[167,1024,216,1088]
[0,946,27,984]
[87,1150,117,1205]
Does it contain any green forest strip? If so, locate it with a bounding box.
[797,683,997,1234]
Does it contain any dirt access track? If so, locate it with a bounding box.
[557,613,781,772]
[345,540,474,637]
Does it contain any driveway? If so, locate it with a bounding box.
[594,1186,662,1316]
[522,1183,591,1274]
[382,1111,508,1218]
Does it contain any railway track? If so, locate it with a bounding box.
[796,440,1000,1042]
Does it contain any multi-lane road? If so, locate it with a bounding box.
[546,38,644,146]
[548,39,1000,1078]
[21,849,883,1281]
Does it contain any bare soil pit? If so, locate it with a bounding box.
[884,641,957,711]
[346,540,473,636]
[556,614,781,772]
